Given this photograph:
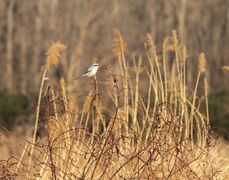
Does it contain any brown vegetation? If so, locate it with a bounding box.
[0,1,229,179]
[0,31,228,179]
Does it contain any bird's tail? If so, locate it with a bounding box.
[74,74,87,80]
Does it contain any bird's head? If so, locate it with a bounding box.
[92,63,99,67]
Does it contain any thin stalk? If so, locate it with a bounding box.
[153,50,164,102]
[122,53,129,128]
[16,143,29,173]
[162,48,168,102]
[133,58,141,127]
[29,67,47,168]
[50,86,58,121]
[190,72,201,145]
[146,71,153,120]
[204,77,210,126]
[60,79,69,121]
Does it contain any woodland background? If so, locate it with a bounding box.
[0,0,228,138]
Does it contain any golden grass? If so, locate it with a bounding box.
[1,31,229,179]
[222,66,229,71]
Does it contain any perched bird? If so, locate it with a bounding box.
[74,63,99,80]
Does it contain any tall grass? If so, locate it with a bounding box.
[2,31,229,179]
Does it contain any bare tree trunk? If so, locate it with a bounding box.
[5,0,15,93]
[20,27,27,95]
[0,1,5,92]
[50,0,58,33]
[31,1,43,92]
[178,0,188,43]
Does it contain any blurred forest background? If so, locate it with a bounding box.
[0,0,228,138]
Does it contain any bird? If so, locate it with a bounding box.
[74,63,99,80]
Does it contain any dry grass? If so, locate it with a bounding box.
[1,31,229,179]
[222,66,229,71]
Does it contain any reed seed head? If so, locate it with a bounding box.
[145,33,156,51]
[182,46,188,63]
[204,77,209,96]
[46,42,66,69]
[113,29,126,57]
[172,30,179,50]
[162,37,174,51]
[198,53,206,73]
[60,78,66,91]
[222,66,229,71]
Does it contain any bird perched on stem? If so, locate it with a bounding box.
[74,63,99,80]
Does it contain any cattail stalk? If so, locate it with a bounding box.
[145,70,159,142]
[113,29,129,131]
[133,57,141,127]
[172,30,180,74]
[29,67,47,168]
[146,34,164,102]
[50,86,58,121]
[190,53,206,144]
[153,46,164,103]
[29,42,66,169]
[162,39,168,102]
[60,78,69,121]
[204,77,209,125]
[181,47,188,137]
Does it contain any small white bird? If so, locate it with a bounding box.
[74,63,99,80]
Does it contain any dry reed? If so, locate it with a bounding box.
[2,32,228,179]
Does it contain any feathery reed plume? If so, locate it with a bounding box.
[172,30,179,51]
[145,33,156,53]
[182,46,188,64]
[172,30,180,75]
[222,66,229,71]
[198,53,206,73]
[162,37,174,51]
[112,29,126,57]
[68,95,77,114]
[80,90,94,123]
[45,42,66,69]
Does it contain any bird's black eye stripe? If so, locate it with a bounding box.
[94,64,98,66]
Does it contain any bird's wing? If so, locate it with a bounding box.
[86,66,93,73]
[74,65,94,80]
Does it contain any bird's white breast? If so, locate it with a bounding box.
[88,66,99,77]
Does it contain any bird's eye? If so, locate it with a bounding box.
[93,64,98,67]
